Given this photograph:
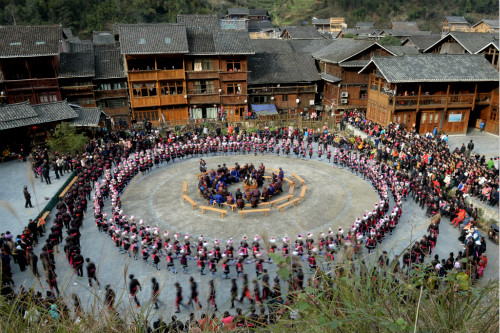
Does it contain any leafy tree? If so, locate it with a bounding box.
[379,35,402,46]
[47,122,88,155]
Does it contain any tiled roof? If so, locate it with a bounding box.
[214,30,254,54]
[63,28,73,37]
[424,32,499,54]
[59,52,95,78]
[383,29,432,37]
[482,19,499,28]
[92,32,116,45]
[227,7,249,16]
[383,45,421,56]
[117,24,189,54]
[70,107,106,127]
[445,16,468,24]
[472,19,500,29]
[312,19,330,25]
[339,60,370,67]
[186,30,216,54]
[0,102,37,121]
[312,39,374,63]
[248,52,319,85]
[249,9,269,16]
[402,35,442,50]
[251,39,295,53]
[320,73,341,83]
[69,40,94,53]
[95,49,125,79]
[288,39,334,53]
[0,101,78,130]
[391,21,419,31]
[248,21,276,32]
[0,25,62,58]
[282,26,323,39]
[177,15,219,31]
[360,54,499,83]
[218,19,248,31]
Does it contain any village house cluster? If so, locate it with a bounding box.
[0,10,498,148]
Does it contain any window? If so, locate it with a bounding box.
[193,80,214,94]
[108,99,127,107]
[132,82,156,97]
[226,60,241,71]
[112,82,125,90]
[135,110,158,122]
[39,94,57,103]
[100,83,111,90]
[227,83,242,95]
[282,95,288,102]
[194,58,213,71]
[421,113,426,123]
[252,95,270,104]
[160,81,184,95]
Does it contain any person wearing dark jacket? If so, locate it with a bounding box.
[23,186,33,208]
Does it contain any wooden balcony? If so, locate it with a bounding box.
[393,94,474,110]
[127,69,185,82]
[60,85,94,91]
[160,94,187,105]
[475,92,493,105]
[6,78,58,91]
[95,89,128,100]
[188,93,220,105]
[186,71,219,80]
[220,71,247,82]
[221,94,247,105]
[157,69,185,81]
[130,96,159,108]
[250,85,317,95]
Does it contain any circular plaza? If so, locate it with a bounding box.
[120,155,380,240]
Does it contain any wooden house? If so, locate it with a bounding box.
[471,19,499,33]
[424,32,499,70]
[442,16,470,35]
[401,35,442,52]
[249,9,270,21]
[0,25,63,104]
[359,54,499,134]
[178,15,254,122]
[281,26,324,40]
[312,19,331,33]
[248,40,320,116]
[58,51,96,107]
[226,8,250,20]
[116,24,190,124]
[94,49,129,125]
[312,39,419,115]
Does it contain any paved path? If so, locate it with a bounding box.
[4,144,498,324]
[0,159,72,236]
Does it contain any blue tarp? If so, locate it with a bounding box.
[251,104,278,116]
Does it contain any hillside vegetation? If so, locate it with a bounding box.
[0,0,497,36]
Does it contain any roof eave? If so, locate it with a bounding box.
[389,78,499,83]
[0,53,59,58]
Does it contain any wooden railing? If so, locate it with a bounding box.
[127,69,185,81]
[475,92,492,104]
[7,78,58,90]
[250,85,317,95]
[220,71,247,82]
[393,94,475,109]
